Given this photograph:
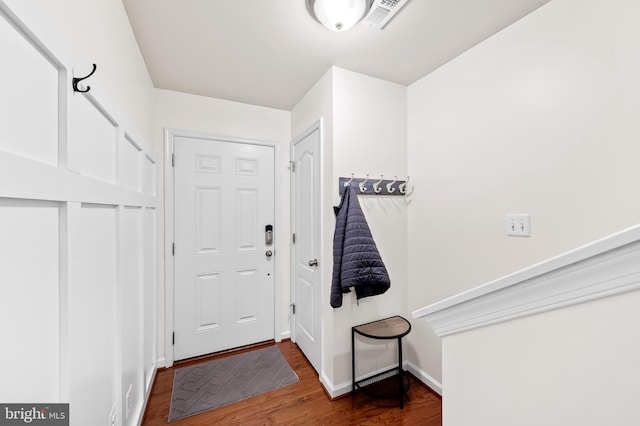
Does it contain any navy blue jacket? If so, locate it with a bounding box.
[331,187,390,308]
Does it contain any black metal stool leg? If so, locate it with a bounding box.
[398,336,404,408]
[352,327,356,396]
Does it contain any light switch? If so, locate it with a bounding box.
[506,214,531,237]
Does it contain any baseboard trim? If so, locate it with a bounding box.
[138,366,158,426]
[319,362,442,399]
[406,361,443,396]
[322,376,352,399]
[156,357,166,369]
[320,372,342,399]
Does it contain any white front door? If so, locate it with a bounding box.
[291,124,321,373]
[173,136,275,361]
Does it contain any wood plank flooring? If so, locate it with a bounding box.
[142,340,442,425]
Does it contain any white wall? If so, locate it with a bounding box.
[443,290,640,426]
[292,67,408,395]
[0,2,156,426]
[331,68,408,391]
[407,0,640,388]
[153,89,291,362]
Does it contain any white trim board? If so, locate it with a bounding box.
[406,362,442,396]
[412,224,640,337]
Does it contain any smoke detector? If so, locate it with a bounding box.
[361,0,410,29]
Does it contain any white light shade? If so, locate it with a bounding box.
[312,0,368,32]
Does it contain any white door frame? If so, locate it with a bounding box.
[164,128,282,367]
[289,119,323,369]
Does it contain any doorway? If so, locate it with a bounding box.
[291,121,322,373]
[165,130,278,364]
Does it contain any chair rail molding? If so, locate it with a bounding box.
[412,225,640,337]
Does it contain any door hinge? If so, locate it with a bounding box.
[289,160,295,172]
[172,332,175,345]
[172,243,175,256]
[290,303,296,315]
[172,153,175,167]
[292,233,296,244]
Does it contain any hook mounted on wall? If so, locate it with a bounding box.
[399,176,410,194]
[373,175,384,194]
[359,174,370,193]
[344,173,355,187]
[73,63,97,93]
[386,176,398,194]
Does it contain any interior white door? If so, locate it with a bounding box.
[292,125,321,373]
[174,136,275,361]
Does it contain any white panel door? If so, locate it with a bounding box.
[292,126,321,373]
[174,137,275,360]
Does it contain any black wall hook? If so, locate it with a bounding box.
[73,63,97,93]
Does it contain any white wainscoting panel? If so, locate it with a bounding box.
[143,207,157,393]
[68,94,117,183]
[0,3,157,425]
[143,154,156,196]
[0,10,58,166]
[0,199,60,401]
[121,206,144,426]
[122,134,142,192]
[67,203,118,426]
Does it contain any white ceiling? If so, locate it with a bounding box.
[122,0,551,111]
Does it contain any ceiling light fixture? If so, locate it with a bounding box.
[307,0,370,32]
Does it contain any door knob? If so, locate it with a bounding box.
[266,250,273,258]
[308,259,318,267]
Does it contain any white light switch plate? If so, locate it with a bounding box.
[506,214,531,237]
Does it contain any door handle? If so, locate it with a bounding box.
[308,259,318,267]
[266,250,273,258]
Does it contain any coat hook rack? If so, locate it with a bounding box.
[339,174,409,196]
[73,63,97,93]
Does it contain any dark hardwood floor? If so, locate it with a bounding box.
[142,340,442,425]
